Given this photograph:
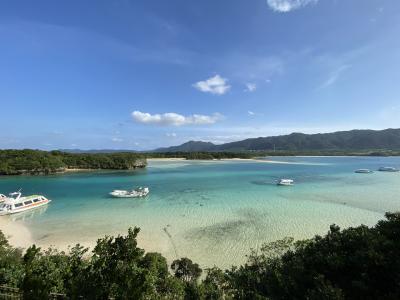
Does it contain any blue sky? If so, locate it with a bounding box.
[1,0,400,150]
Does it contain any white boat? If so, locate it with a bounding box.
[277,179,294,186]
[355,169,373,174]
[110,187,150,198]
[0,191,51,216]
[378,167,399,172]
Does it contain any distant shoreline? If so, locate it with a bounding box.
[0,167,146,176]
[148,157,324,165]
[147,158,187,162]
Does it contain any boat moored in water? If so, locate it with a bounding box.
[277,179,294,186]
[355,169,373,174]
[110,187,150,198]
[378,167,399,172]
[0,191,51,216]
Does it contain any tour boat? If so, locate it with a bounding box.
[110,187,150,198]
[355,169,373,174]
[378,167,399,172]
[0,191,51,216]
[277,179,294,186]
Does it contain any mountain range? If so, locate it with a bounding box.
[154,128,400,152]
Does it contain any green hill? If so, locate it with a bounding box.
[155,128,400,152]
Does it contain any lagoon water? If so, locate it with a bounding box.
[1,157,400,268]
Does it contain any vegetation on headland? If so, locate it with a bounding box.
[1,213,400,299]
[145,149,400,160]
[0,150,146,175]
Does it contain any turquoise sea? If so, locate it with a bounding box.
[1,157,400,268]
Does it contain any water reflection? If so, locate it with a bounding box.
[9,205,48,222]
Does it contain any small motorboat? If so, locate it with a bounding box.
[355,169,373,174]
[277,179,294,186]
[0,191,51,216]
[378,167,399,172]
[110,187,150,198]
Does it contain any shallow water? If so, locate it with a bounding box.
[1,157,399,268]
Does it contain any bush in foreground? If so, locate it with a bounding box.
[0,213,399,299]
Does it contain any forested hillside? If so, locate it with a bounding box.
[155,128,400,152]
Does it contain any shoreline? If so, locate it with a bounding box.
[0,167,147,177]
[0,217,34,249]
[147,158,187,162]
[63,168,99,173]
[148,157,323,165]
[0,217,168,257]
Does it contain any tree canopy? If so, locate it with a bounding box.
[0,150,146,175]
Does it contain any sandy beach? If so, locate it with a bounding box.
[0,217,34,249]
[220,158,306,164]
[0,216,171,258]
[148,157,322,165]
[147,158,187,162]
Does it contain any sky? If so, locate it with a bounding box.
[0,0,400,150]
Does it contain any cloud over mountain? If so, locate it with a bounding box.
[266,0,317,12]
[132,111,224,126]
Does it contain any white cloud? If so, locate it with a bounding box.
[320,64,351,89]
[166,132,177,137]
[245,83,257,92]
[193,75,231,95]
[266,0,317,12]
[132,111,224,126]
[111,137,123,142]
[247,110,264,117]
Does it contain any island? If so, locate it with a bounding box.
[0,150,147,175]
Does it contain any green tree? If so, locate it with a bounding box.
[22,246,69,300]
[171,257,202,283]
[80,227,164,299]
[0,231,24,287]
[63,244,89,299]
[201,267,232,300]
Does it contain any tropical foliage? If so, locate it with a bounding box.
[0,213,400,299]
[0,150,146,175]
